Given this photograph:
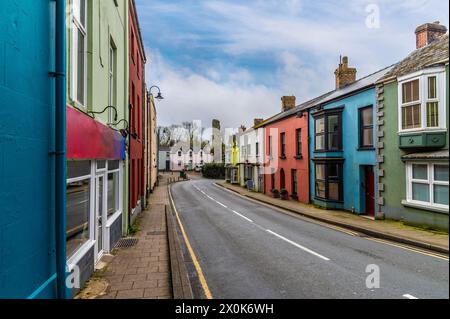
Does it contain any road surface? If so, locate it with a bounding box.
[170,178,449,299]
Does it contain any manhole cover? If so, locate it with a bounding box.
[147,231,165,236]
[115,237,138,248]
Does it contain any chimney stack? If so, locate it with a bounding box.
[281,96,296,112]
[254,118,264,126]
[415,21,447,49]
[334,56,357,90]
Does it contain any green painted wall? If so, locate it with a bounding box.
[66,0,130,234]
[380,65,449,231]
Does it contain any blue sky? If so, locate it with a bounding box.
[136,0,449,129]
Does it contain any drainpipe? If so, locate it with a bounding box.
[55,0,68,299]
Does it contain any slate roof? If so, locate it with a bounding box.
[402,150,449,160]
[378,34,449,82]
[256,65,394,127]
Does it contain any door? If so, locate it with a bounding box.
[95,175,106,260]
[364,166,375,217]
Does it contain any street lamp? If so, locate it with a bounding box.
[149,85,164,101]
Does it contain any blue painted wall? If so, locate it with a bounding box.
[309,88,377,214]
[0,0,57,298]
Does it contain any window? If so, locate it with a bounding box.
[407,163,449,208]
[295,129,302,157]
[256,142,259,157]
[107,161,120,218]
[271,169,275,190]
[178,151,182,157]
[280,133,286,158]
[66,160,92,258]
[399,70,446,132]
[291,170,298,195]
[313,109,343,151]
[72,0,87,106]
[269,136,273,157]
[108,40,117,124]
[314,161,343,201]
[131,30,135,64]
[359,106,374,148]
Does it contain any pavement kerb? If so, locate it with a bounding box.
[165,184,194,299]
[215,182,449,255]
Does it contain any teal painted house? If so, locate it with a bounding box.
[376,23,449,231]
[0,0,67,298]
[306,57,393,216]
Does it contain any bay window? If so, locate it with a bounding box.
[398,68,446,132]
[313,108,343,151]
[315,161,343,201]
[406,162,449,209]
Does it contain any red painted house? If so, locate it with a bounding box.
[262,96,311,204]
[129,0,146,222]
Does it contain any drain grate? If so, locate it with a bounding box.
[147,231,165,236]
[115,237,138,249]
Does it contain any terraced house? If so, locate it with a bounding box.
[65,0,129,296]
[307,58,393,216]
[376,22,449,231]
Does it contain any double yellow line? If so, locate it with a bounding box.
[168,186,213,299]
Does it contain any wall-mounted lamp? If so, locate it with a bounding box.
[88,105,118,122]
[149,85,164,101]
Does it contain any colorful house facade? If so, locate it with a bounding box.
[128,0,146,224]
[225,134,240,184]
[307,58,393,215]
[376,24,449,230]
[0,0,67,299]
[65,0,128,296]
[262,97,311,203]
[170,146,213,171]
[238,120,265,192]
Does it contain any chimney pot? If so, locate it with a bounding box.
[415,21,447,49]
[281,96,296,112]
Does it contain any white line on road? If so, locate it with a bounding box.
[403,294,419,299]
[216,201,228,208]
[266,229,330,261]
[232,210,254,223]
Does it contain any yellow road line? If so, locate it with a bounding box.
[366,237,449,261]
[168,186,213,299]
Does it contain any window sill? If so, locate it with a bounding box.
[398,128,447,136]
[401,200,449,215]
[106,210,122,227]
[67,239,96,270]
[294,155,303,160]
[279,156,287,160]
[357,147,375,151]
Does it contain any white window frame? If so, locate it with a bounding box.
[398,67,446,134]
[71,0,88,108]
[108,39,117,124]
[66,160,95,266]
[406,162,449,210]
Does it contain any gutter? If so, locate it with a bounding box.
[55,0,69,299]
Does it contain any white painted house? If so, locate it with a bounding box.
[170,146,213,171]
[238,119,265,192]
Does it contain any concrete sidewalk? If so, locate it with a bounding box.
[97,175,173,299]
[217,182,449,254]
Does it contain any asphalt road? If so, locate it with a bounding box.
[170,178,449,299]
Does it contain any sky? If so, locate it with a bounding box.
[135,0,449,130]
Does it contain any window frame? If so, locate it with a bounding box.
[406,162,449,210]
[291,169,298,195]
[313,107,343,152]
[280,132,286,158]
[295,128,302,158]
[71,0,88,108]
[108,38,117,124]
[358,105,374,149]
[398,68,446,133]
[314,160,344,202]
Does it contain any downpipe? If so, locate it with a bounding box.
[55,0,69,299]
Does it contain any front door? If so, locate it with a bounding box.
[364,166,375,217]
[95,175,106,260]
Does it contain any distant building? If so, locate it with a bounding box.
[158,146,171,171]
[170,146,213,171]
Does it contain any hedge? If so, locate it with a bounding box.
[202,163,225,179]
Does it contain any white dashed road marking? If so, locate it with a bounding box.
[403,294,419,299]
